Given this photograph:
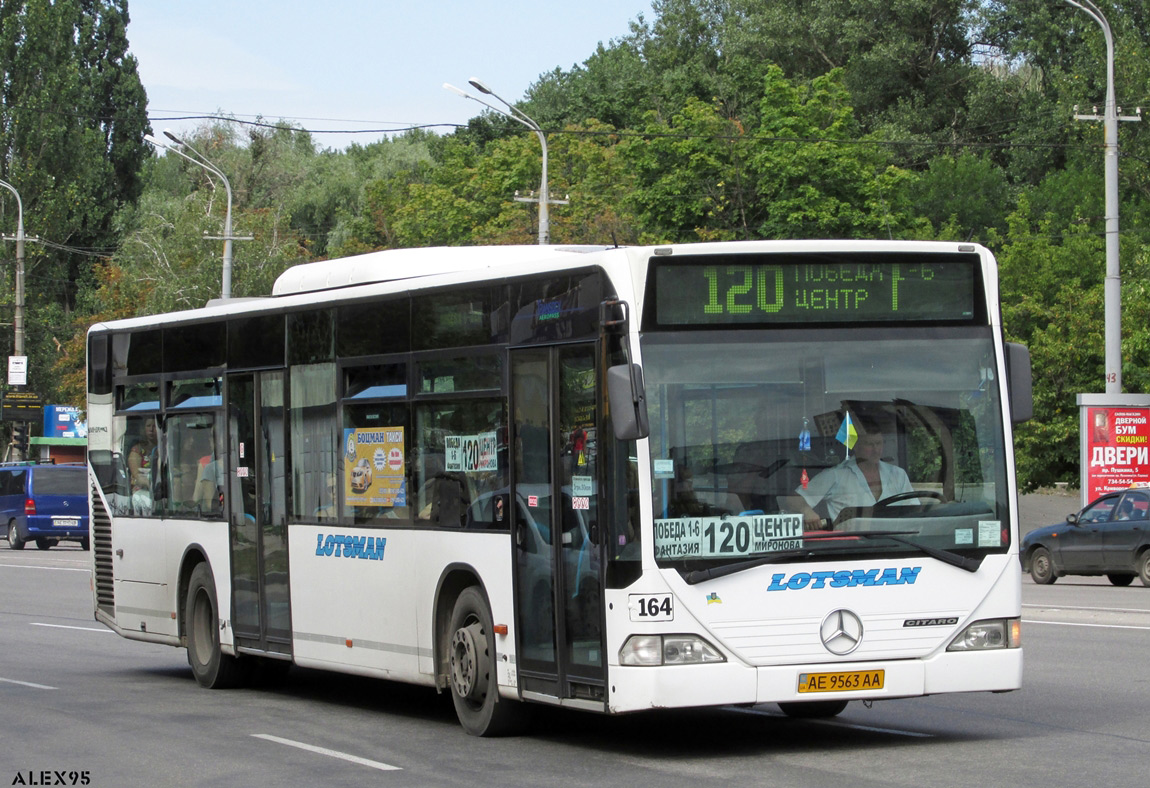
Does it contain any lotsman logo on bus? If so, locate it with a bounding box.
[767,566,921,591]
[315,533,387,561]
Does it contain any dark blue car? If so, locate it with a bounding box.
[2,463,90,551]
[1020,488,1150,586]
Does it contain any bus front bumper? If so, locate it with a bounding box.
[605,647,1022,715]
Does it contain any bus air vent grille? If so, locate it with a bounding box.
[90,480,115,616]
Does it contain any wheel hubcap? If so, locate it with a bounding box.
[450,621,487,702]
[191,591,213,667]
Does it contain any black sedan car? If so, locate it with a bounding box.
[1021,488,1150,586]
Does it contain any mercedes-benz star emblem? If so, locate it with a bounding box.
[820,609,864,655]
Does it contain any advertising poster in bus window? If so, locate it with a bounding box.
[344,427,406,507]
[445,432,498,473]
[1084,407,1150,500]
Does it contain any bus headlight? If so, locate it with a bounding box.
[946,618,1021,651]
[619,634,726,666]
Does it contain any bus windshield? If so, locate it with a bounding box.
[642,327,1010,572]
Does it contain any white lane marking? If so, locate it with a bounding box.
[821,720,935,738]
[0,676,57,690]
[1023,603,1150,614]
[0,563,90,573]
[728,705,933,738]
[31,623,112,633]
[252,734,402,771]
[1023,619,1150,632]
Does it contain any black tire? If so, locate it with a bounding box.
[185,563,243,689]
[79,537,90,551]
[7,520,25,550]
[1107,573,1135,587]
[1139,551,1150,588]
[1029,546,1057,585]
[35,538,52,550]
[447,586,523,736]
[778,700,849,718]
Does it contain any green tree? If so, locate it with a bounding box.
[621,97,753,243]
[750,66,924,239]
[0,0,149,405]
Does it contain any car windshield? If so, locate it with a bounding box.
[641,328,1010,573]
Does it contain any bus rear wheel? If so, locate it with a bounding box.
[778,700,849,718]
[185,563,242,689]
[447,587,523,736]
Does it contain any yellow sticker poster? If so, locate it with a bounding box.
[344,427,406,507]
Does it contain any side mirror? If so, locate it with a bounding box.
[1066,512,1079,526]
[607,363,649,440]
[1005,342,1033,423]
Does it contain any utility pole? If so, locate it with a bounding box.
[1066,0,1142,393]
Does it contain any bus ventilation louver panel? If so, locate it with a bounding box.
[90,480,115,617]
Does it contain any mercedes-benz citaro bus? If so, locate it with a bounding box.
[86,241,1032,735]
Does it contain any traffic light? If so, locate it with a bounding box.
[11,422,27,458]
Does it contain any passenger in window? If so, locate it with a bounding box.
[1116,497,1146,521]
[192,459,224,515]
[128,419,158,515]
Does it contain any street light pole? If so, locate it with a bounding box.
[0,179,27,461]
[444,79,555,244]
[0,180,25,358]
[1066,0,1141,393]
[144,131,239,299]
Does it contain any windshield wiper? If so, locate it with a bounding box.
[681,531,982,584]
[683,550,816,584]
[803,530,982,573]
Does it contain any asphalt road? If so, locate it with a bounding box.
[2,513,1148,788]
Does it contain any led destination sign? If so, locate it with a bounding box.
[652,255,978,326]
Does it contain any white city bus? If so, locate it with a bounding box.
[87,240,1032,735]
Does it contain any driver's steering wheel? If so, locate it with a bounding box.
[831,490,947,528]
[872,490,946,509]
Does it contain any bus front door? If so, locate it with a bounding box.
[511,345,605,705]
[227,371,291,658]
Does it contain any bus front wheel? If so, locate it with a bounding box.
[185,563,242,689]
[447,586,522,736]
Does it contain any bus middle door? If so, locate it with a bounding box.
[227,371,291,659]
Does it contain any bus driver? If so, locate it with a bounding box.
[786,417,916,530]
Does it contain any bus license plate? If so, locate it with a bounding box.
[798,670,884,693]
[53,518,79,528]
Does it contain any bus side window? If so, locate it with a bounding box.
[415,399,507,529]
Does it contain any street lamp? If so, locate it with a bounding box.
[1066,0,1142,393]
[444,78,557,244]
[144,130,239,299]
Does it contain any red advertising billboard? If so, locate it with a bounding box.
[1083,406,1150,501]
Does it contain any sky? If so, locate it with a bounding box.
[127,0,654,149]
